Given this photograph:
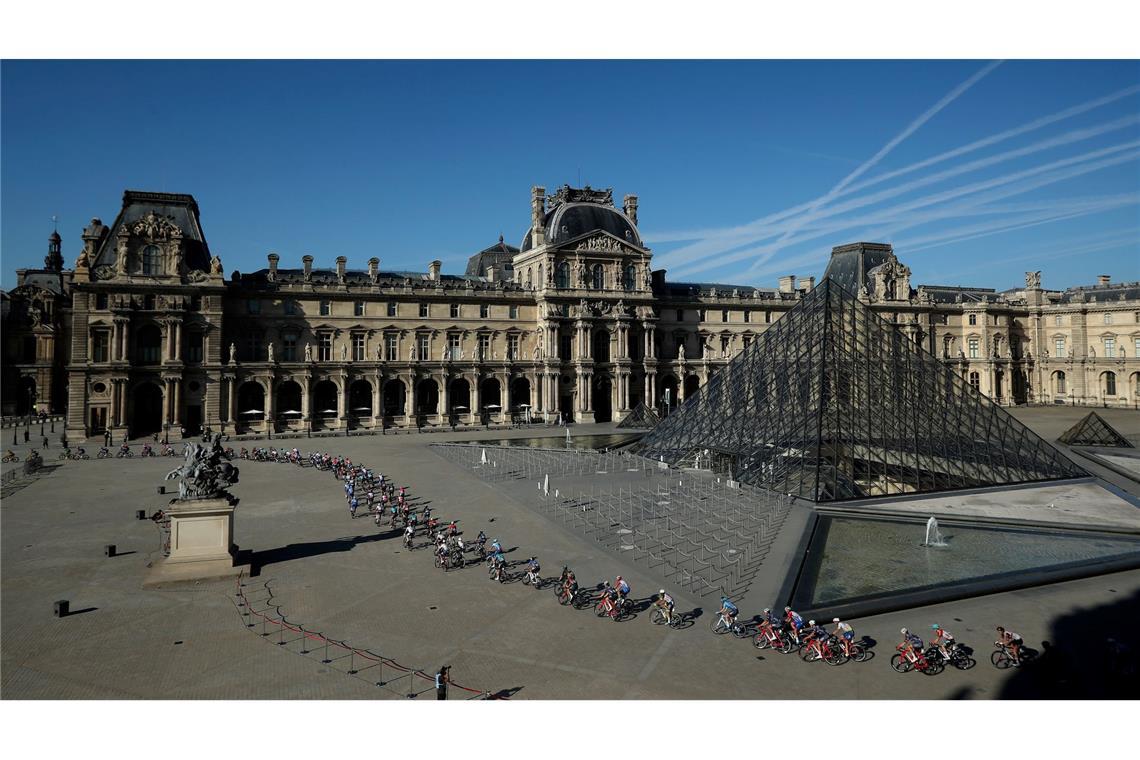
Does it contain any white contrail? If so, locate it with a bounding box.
[670,147,1140,279]
[650,83,1140,264]
[768,60,1003,249]
[667,125,1140,274]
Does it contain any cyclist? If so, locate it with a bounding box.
[349,496,359,518]
[614,576,631,611]
[489,538,503,555]
[3,449,16,462]
[931,623,956,662]
[803,619,828,657]
[403,524,415,549]
[784,606,804,642]
[598,581,617,616]
[447,520,458,537]
[833,618,855,656]
[897,627,924,663]
[560,570,579,603]
[718,596,739,629]
[758,607,782,640]
[995,626,1024,666]
[655,589,676,625]
[525,557,541,585]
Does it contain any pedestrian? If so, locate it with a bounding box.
[435,665,450,700]
[60,433,68,449]
[42,435,49,449]
[104,430,111,448]
[23,429,29,443]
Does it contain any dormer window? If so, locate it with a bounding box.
[142,245,162,275]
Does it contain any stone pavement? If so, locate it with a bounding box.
[3,420,1138,699]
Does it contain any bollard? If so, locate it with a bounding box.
[157,486,165,495]
[321,637,331,664]
[136,509,147,520]
[277,620,285,645]
[104,544,116,558]
[348,649,356,674]
[54,600,69,617]
[376,660,384,686]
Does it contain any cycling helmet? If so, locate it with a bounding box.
[763,608,771,613]
[617,576,623,581]
[659,589,666,595]
[931,624,941,630]
[784,606,791,612]
[832,618,840,623]
[901,628,908,635]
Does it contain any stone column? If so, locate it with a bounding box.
[407,374,417,421]
[266,379,277,432]
[336,377,347,428]
[300,376,311,427]
[226,376,236,424]
[439,374,449,425]
[371,375,381,425]
[173,380,182,425]
[120,322,129,362]
[473,373,482,424]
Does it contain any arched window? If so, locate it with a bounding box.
[526,267,532,288]
[1104,371,1117,396]
[142,245,162,275]
[623,264,636,291]
[592,263,605,290]
[1054,371,1066,394]
[555,262,570,288]
[538,264,544,286]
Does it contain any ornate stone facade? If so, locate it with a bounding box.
[3,187,1138,437]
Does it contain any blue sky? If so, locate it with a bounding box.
[2,59,1138,292]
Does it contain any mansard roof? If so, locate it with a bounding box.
[235,267,525,292]
[465,236,519,278]
[91,191,211,273]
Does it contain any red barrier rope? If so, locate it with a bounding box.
[234,571,502,698]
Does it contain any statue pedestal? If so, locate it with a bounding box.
[145,494,246,586]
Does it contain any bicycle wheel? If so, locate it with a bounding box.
[850,644,869,663]
[953,655,976,671]
[710,618,725,634]
[754,633,771,650]
[922,659,945,676]
[775,636,794,654]
[732,624,751,640]
[651,608,665,625]
[573,593,592,610]
[890,653,913,673]
[801,645,819,663]
[596,605,608,618]
[991,649,1012,669]
[824,648,848,666]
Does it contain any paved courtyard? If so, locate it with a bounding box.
[2,411,1139,699]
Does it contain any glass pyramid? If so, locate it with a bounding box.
[1058,411,1134,448]
[635,278,1087,502]
[616,401,661,429]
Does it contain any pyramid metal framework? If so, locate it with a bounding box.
[616,401,662,429]
[1058,412,1134,448]
[635,278,1087,502]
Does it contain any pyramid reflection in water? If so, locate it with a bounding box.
[635,279,1086,502]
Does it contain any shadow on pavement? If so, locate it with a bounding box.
[998,586,1139,699]
[243,531,396,576]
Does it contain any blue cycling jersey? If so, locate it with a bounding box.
[723,601,738,612]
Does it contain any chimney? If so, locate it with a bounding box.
[1098,274,1111,287]
[778,275,797,294]
[302,254,313,281]
[428,260,442,281]
[336,255,347,283]
[368,257,379,282]
[530,186,546,247]
[798,276,815,292]
[623,194,639,226]
[267,252,279,280]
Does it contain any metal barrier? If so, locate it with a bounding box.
[431,443,794,600]
[234,572,502,699]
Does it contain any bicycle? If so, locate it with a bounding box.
[990,643,1029,669]
[710,613,751,638]
[933,642,976,670]
[97,447,111,459]
[801,634,848,666]
[753,623,795,653]
[522,569,543,589]
[835,637,871,663]
[650,605,684,628]
[891,646,944,675]
[595,595,631,622]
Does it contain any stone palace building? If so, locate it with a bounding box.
[2,186,1138,440]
